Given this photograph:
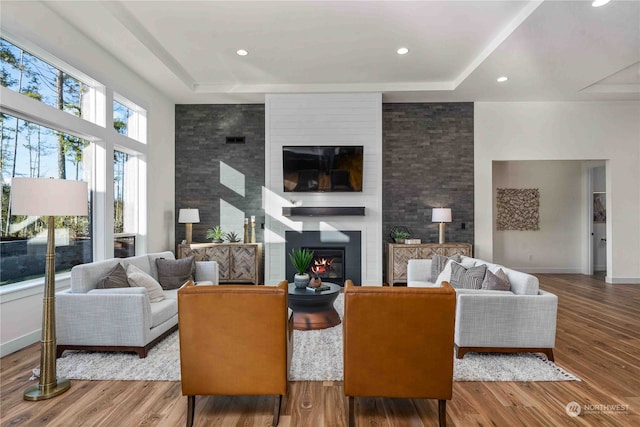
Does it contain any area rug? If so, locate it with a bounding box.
[45,294,579,382]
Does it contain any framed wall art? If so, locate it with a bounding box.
[593,192,606,223]
[496,188,540,231]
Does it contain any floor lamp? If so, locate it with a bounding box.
[11,178,88,401]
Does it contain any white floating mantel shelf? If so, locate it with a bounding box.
[282,207,366,217]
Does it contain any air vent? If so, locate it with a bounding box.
[225,136,246,144]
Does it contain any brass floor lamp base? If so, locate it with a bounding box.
[24,378,70,401]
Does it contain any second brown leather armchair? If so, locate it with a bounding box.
[178,281,292,427]
[343,280,456,427]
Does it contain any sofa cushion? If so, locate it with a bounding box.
[162,288,179,300]
[407,281,441,288]
[156,256,195,290]
[431,254,462,279]
[482,268,511,291]
[123,255,153,278]
[435,260,454,286]
[146,251,176,281]
[70,258,121,293]
[96,263,129,289]
[435,257,477,286]
[450,262,487,290]
[150,298,178,328]
[127,264,166,303]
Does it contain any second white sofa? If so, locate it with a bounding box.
[407,255,558,361]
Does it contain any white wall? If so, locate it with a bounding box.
[493,160,583,273]
[264,93,383,285]
[475,101,640,283]
[0,2,175,356]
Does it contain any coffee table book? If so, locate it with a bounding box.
[307,284,330,292]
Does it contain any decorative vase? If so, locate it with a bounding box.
[294,273,310,288]
[309,276,322,288]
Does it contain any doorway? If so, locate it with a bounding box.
[591,166,607,273]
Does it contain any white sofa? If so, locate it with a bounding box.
[56,251,218,358]
[407,255,558,361]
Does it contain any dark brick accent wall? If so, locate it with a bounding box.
[175,103,474,260]
[382,103,474,246]
[175,105,265,246]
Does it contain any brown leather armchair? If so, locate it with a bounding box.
[177,281,292,427]
[343,280,456,427]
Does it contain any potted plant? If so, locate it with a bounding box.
[289,248,314,288]
[224,231,241,243]
[206,225,224,243]
[392,230,410,243]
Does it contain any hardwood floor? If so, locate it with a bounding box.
[1,274,639,426]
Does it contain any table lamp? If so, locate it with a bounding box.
[178,208,200,244]
[11,177,88,400]
[432,208,452,244]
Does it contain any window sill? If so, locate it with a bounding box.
[0,273,72,304]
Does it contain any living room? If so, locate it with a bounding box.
[1,1,639,426]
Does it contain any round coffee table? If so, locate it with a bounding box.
[288,282,341,330]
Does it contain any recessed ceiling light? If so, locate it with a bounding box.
[497,76,508,83]
[592,0,611,7]
[236,49,248,56]
[397,47,409,55]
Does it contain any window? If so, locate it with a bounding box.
[1,38,90,120]
[113,95,146,143]
[1,35,148,288]
[113,149,138,257]
[113,100,133,135]
[0,114,93,286]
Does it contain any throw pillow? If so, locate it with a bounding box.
[96,263,129,289]
[482,268,511,291]
[156,256,195,290]
[435,259,455,286]
[431,253,462,279]
[126,264,165,303]
[450,262,487,290]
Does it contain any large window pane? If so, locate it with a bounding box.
[1,38,89,120]
[113,100,132,136]
[114,149,135,233]
[0,114,92,286]
[113,94,146,143]
[114,149,137,257]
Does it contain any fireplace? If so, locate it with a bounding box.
[285,231,361,286]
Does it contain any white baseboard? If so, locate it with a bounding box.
[515,267,582,274]
[605,276,640,284]
[0,330,40,358]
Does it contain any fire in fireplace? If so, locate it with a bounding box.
[306,247,345,284]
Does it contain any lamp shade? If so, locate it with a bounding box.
[178,208,200,224]
[11,178,88,216]
[432,208,452,223]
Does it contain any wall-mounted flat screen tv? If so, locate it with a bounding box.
[283,146,363,192]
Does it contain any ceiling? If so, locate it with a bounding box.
[41,0,640,103]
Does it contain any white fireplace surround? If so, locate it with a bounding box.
[264,93,383,286]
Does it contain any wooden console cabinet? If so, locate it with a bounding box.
[386,242,472,286]
[178,243,263,285]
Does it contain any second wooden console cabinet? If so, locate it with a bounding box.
[178,243,263,285]
[386,242,472,286]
